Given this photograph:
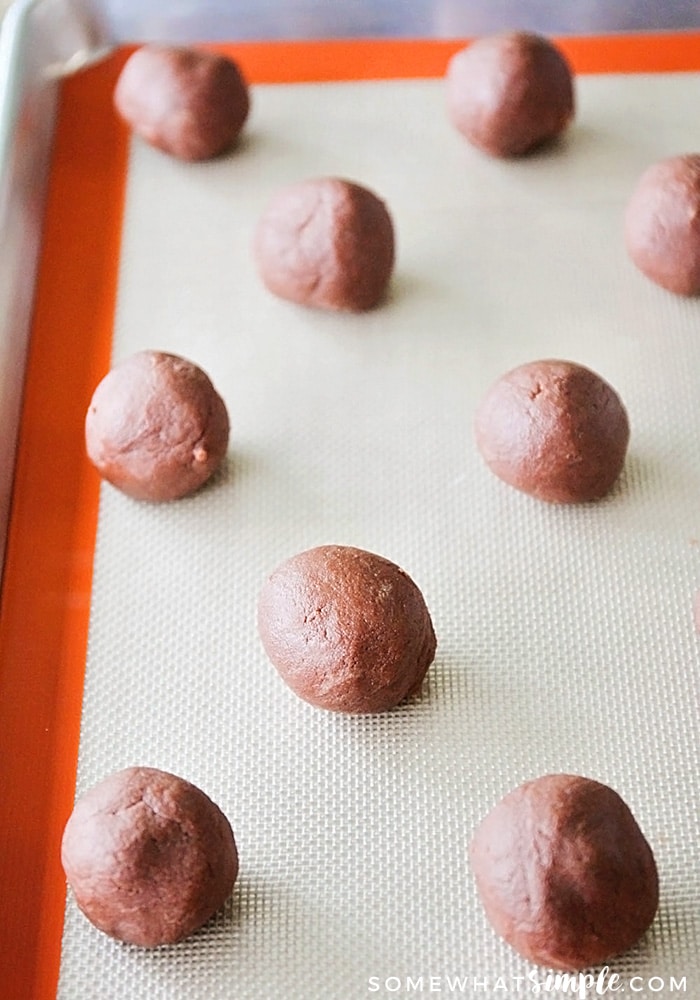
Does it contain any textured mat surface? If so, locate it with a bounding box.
[58,73,700,999]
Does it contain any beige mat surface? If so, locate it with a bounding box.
[58,72,700,999]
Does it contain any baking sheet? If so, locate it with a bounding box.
[52,61,700,999]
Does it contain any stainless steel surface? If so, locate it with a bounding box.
[0,1,59,581]
[0,0,698,586]
[78,0,700,43]
[5,0,700,36]
[63,0,700,41]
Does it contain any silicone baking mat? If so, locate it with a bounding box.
[2,35,700,1000]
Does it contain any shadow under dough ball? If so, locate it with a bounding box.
[61,767,239,947]
[85,349,230,502]
[257,545,436,713]
[474,359,630,503]
[470,774,659,970]
[446,31,575,157]
[253,177,395,311]
[624,153,700,295]
[114,44,250,161]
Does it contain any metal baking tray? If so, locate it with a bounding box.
[0,0,700,1000]
[3,2,700,589]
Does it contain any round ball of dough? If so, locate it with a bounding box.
[114,45,250,161]
[446,31,575,157]
[257,545,436,713]
[61,767,239,947]
[470,774,659,970]
[474,359,630,503]
[85,350,230,502]
[253,177,395,311]
[624,153,700,295]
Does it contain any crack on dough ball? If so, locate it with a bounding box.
[624,153,700,295]
[253,177,396,311]
[257,544,436,713]
[474,359,630,503]
[85,349,230,502]
[470,774,659,970]
[446,31,575,158]
[61,767,239,947]
[114,45,250,161]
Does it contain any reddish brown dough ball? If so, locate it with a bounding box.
[257,545,436,713]
[85,350,230,502]
[470,774,659,970]
[253,177,396,311]
[624,153,700,295]
[114,45,250,161]
[474,359,630,503]
[446,31,575,157]
[61,767,239,947]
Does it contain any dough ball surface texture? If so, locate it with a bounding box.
[624,153,700,295]
[474,359,629,503]
[85,350,230,502]
[257,545,436,713]
[446,31,574,157]
[253,177,395,311]
[61,767,239,947]
[114,45,250,161]
[470,774,659,970]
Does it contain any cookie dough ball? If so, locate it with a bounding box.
[114,45,250,161]
[470,774,659,970]
[85,350,230,502]
[446,31,575,157]
[257,545,436,713]
[624,153,700,295]
[474,359,629,503]
[61,767,239,947]
[253,177,395,311]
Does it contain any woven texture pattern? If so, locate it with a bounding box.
[58,74,700,999]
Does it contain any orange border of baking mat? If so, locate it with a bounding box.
[0,31,698,1000]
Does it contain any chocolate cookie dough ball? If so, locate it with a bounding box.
[61,767,239,947]
[474,359,629,503]
[85,350,229,502]
[470,774,659,970]
[446,31,575,157]
[253,177,395,311]
[624,153,700,295]
[257,545,436,713]
[114,45,250,161]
